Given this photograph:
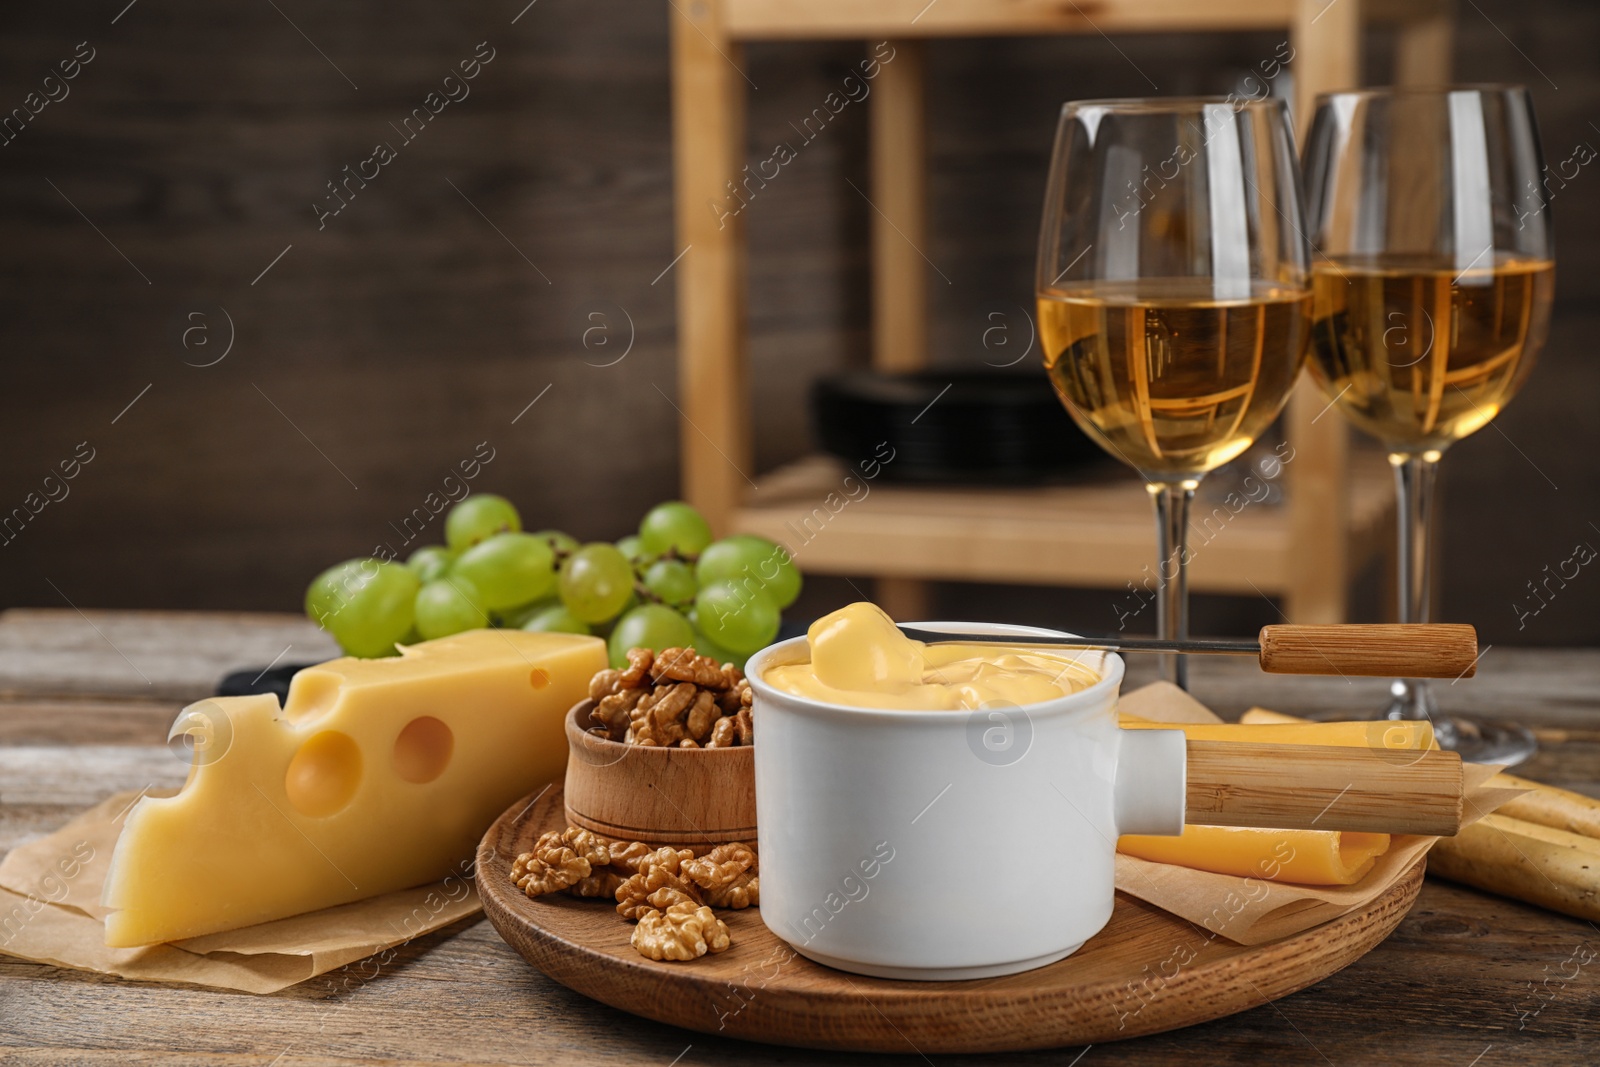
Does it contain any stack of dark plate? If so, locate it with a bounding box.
[811,370,1102,484]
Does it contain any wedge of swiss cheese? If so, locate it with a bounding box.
[103,629,605,947]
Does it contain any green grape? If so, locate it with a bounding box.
[607,604,695,668]
[498,596,559,629]
[452,532,556,611]
[695,580,779,655]
[751,539,801,608]
[693,537,758,586]
[638,501,713,558]
[590,591,639,640]
[531,529,580,556]
[405,545,454,584]
[577,594,639,642]
[305,558,420,658]
[305,558,362,623]
[520,604,591,635]
[445,493,522,551]
[616,534,651,565]
[642,559,698,607]
[696,535,802,609]
[691,627,745,670]
[414,577,489,640]
[558,543,636,623]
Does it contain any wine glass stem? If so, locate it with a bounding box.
[1149,482,1195,690]
[1391,452,1442,720]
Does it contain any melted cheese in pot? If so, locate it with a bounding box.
[762,602,1098,710]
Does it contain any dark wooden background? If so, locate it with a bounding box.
[0,0,1597,644]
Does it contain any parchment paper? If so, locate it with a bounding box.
[1113,682,1526,945]
[0,790,481,993]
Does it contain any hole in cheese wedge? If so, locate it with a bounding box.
[394,715,454,784]
[286,730,363,818]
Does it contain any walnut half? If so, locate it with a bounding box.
[510,827,610,898]
[615,847,700,919]
[682,842,755,891]
[704,871,759,910]
[631,900,732,961]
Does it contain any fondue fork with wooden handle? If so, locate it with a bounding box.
[894,623,1481,680]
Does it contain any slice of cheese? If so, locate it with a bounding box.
[1119,826,1392,885]
[103,629,605,947]
[1115,715,1431,885]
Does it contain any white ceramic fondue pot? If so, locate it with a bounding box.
[746,621,1186,981]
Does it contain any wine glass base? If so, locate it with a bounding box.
[1377,684,1539,766]
[1421,715,1538,767]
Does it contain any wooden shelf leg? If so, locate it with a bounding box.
[867,40,933,613]
[876,576,934,622]
[672,0,751,536]
[1392,4,1453,624]
[1394,1,1454,86]
[1284,0,1361,624]
[870,39,929,374]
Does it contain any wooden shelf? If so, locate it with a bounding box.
[672,0,1450,620]
[723,0,1293,39]
[721,0,1450,40]
[732,450,1396,595]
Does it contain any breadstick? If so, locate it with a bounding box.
[1496,774,1600,841]
[1427,813,1600,922]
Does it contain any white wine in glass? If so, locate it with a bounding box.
[1039,280,1310,477]
[1303,87,1555,764]
[1037,98,1312,688]
[1310,255,1553,449]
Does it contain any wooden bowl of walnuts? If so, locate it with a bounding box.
[562,647,756,850]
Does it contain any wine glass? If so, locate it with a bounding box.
[1302,86,1554,764]
[1036,98,1312,688]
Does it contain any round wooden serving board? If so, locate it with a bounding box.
[478,786,1425,1054]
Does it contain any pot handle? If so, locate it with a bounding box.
[1185,740,1464,836]
[1114,728,1187,836]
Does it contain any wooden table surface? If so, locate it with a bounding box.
[1,609,1596,1066]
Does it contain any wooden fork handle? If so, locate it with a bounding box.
[1257,624,1480,679]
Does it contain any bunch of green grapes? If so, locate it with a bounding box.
[304,497,801,669]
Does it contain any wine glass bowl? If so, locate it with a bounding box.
[1036,97,1313,687]
[1301,86,1555,764]
[1307,252,1553,453]
[1038,279,1310,481]
[1304,87,1555,457]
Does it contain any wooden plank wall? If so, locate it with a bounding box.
[0,0,1595,645]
